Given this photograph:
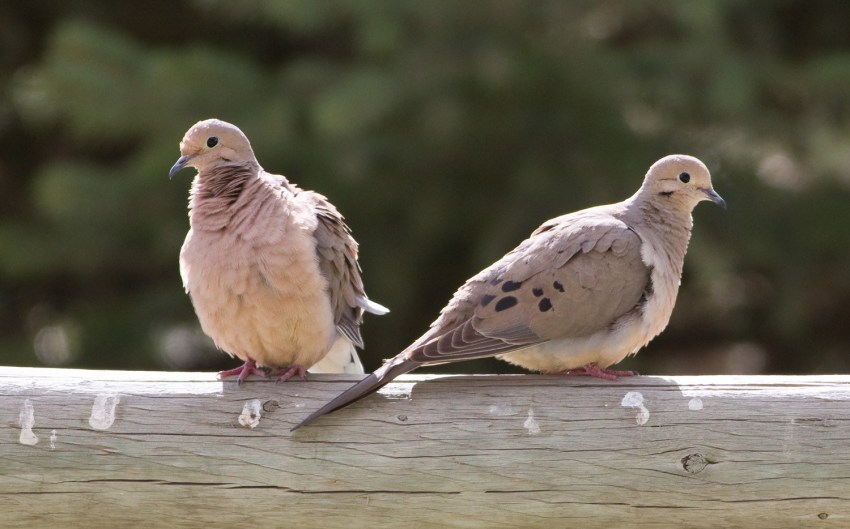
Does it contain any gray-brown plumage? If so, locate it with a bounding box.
[293,154,724,429]
[170,119,388,383]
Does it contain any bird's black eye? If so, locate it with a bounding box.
[679,172,690,183]
[206,137,219,148]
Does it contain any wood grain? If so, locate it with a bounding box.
[2,367,849,528]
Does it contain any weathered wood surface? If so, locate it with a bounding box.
[1,367,849,528]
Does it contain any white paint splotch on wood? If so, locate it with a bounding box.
[1,367,850,528]
[18,399,38,445]
[488,403,515,416]
[620,390,650,425]
[238,399,263,429]
[89,394,120,430]
[523,406,540,435]
[688,397,704,410]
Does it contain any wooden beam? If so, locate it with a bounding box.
[2,367,849,528]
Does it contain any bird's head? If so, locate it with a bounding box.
[642,154,726,211]
[169,119,257,178]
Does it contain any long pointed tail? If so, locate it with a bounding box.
[292,359,419,431]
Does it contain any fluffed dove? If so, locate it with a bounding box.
[170,119,388,383]
[293,154,724,429]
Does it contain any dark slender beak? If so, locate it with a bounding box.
[703,188,726,210]
[169,155,193,179]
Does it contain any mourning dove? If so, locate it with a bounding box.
[294,154,724,429]
[169,119,388,383]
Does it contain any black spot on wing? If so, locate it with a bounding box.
[553,281,565,292]
[480,294,496,307]
[538,298,553,312]
[501,280,522,292]
[532,288,543,297]
[495,296,518,312]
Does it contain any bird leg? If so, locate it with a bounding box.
[218,359,268,385]
[558,363,638,381]
[272,365,308,383]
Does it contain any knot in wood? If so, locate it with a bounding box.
[397,415,408,422]
[818,513,829,520]
[681,453,707,474]
[262,400,279,412]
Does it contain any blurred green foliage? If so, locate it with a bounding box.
[2,0,850,374]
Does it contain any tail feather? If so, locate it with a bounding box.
[308,337,364,375]
[357,296,390,315]
[292,359,418,431]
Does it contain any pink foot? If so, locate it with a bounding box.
[558,363,638,381]
[271,365,308,383]
[218,359,267,385]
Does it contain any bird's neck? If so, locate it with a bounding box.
[188,162,259,231]
[626,193,694,279]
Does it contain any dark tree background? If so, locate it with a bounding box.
[2,0,849,376]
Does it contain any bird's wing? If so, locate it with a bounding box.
[406,211,651,365]
[297,189,388,349]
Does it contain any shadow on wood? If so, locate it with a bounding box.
[2,367,849,528]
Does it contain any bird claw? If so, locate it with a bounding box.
[272,365,308,383]
[558,363,638,381]
[218,361,308,384]
[218,359,268,385]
